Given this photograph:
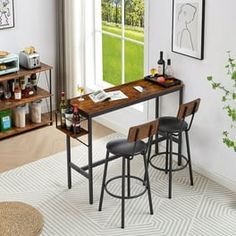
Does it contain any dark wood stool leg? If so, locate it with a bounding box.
[98,150,110,211]
[143,154,153,215]
[121,156,126,229]
[185,131,194,185]
[168,134,173,199]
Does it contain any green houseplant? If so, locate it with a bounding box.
[207,51,236,152]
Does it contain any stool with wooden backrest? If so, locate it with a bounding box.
[98,119,159,228]
[149,98,201,198]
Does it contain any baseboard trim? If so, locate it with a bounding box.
[192,162,236,193]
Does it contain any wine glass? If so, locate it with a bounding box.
[4,83,12,105]
[150,68,157,77]
[77,84,85,101]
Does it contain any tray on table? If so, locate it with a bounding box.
[144,75,181,88]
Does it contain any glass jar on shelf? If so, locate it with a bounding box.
[13,105,26,128]
[29,100,42,123]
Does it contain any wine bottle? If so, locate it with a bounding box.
[165,59,174,78]
[30,73,37,91]
[72,104,80,134]
[60,91,67,128]
[157,51,165,76]
[23,77,34,98]
[14,80,22,100]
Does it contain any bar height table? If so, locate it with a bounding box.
[57,78,184,204]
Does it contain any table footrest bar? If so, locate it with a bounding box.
[70,162,89,179]
[81,155,122,171]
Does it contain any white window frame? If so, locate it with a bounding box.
[94,0,148,88]
[92,0,149,115]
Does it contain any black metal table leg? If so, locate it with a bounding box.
[155,97,160,154]
[168,134,173,199]
[178,87,184,165]
[88,117,93,204]
[49,69,53,125]
[66,135,72,189]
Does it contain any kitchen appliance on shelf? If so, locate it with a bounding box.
[0,53,19,76]
[19,50,40,69]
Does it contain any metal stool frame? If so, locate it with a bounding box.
[149,98,200,199]
[99,120,159,228]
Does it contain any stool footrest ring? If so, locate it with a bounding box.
[104,175,147,199]
[149,152,189,172]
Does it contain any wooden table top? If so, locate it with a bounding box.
[70,79,184,118]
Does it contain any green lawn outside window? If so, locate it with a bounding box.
[102,23,144,85]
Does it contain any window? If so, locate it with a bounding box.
[95,0,145,87]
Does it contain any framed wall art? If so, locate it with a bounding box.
[0,0,15,30]
[172,0,205,60]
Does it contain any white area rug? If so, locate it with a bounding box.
[1,133,236,235]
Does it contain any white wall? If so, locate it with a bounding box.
[3,0,235,191]
[0,0,56,109]
[149,0,236,190]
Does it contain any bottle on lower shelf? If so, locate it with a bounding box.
[72,104,80,134]
[65,106,73,131]
[60,91,67,128]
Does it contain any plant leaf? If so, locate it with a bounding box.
[231,71,236,80]
[207,76,213,81]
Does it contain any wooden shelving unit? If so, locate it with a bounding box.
[0,63,53,140]
[0,113,52,139]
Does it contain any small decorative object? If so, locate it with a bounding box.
[207,51,236,152]
[0,0,15,30]
[172,0,205,60]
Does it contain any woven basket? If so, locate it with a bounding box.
[0,201,43,236]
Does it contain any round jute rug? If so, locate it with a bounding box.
[0,201,44,236]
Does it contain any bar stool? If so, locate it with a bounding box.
[149,98,201,199]
[98,119,159,228]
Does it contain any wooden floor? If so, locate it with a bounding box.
[0,121,114,173]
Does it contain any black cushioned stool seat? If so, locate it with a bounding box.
[158,117,188,133]
[106,139,147,156]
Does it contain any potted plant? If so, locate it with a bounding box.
[207,51,236,151]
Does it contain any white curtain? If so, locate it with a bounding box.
[64,0,86,98]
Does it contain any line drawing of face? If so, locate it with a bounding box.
[176,3,197,51]
[178,3,197,24]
